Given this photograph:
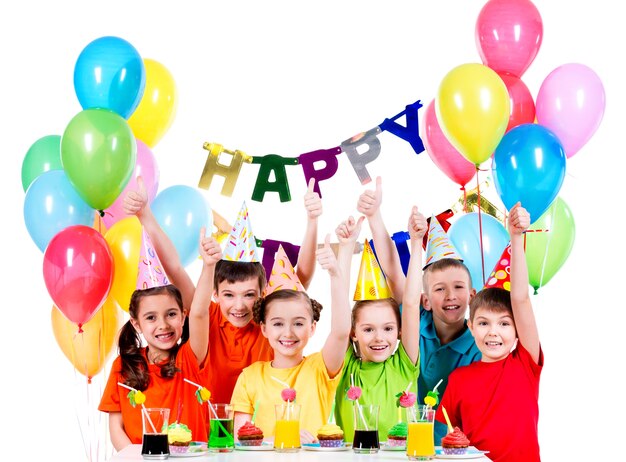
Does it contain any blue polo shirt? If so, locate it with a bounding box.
[419,307,481,444]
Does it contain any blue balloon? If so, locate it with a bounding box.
[151,186,212,268]
[73,36,145,119]
[492,123,566,223]
[448,212,509,289]
[23,170,94,252]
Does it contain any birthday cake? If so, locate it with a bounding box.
[168,423,192,453]
[441,426,470,455]
[237,421,264,446]
[316,423,344,447]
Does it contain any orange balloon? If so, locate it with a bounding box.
[51,295,123,380]
[105,216,142,312]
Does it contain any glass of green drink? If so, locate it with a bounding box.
[208,403,234,452]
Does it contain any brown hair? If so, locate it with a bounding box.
[215,260,266,293]
[423,258,473,291]
[351,298,401,333]
[253,289,322,324]
[469,287,512,321]
[118,285,187,391]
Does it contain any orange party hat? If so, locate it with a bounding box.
[424,215,462,269]
[137,228,169,290]
[484,243,512,291]
[222,201,260,262]
[265,245,305,295]
[353,239,392,300]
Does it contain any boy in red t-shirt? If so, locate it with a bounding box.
[436,203,542,462]
[123,177,322,403]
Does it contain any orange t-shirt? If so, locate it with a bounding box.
[99,342,208,443]
[201,301,272,404]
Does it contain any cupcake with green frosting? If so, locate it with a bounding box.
[386,422,408,447]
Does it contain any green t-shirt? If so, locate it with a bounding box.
[334,343,419,442]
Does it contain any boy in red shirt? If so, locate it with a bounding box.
[436,203,542,462]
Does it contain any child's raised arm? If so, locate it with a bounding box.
[335,215,365,284]
[357,176,406,300]
[508,202,540,363]
[402,206,428,365]
[317,234,352,378]
[296,178,322,290]
[123,176,196,311]
[188,228,221,365]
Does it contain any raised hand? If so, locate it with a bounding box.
[198,227,222,267]
[407,206,428,241]
[316,234,339,276]
[508,202,530,236]
[303,178,322,219]
[335,215,365,246]
[356,176,382,218]
[122,175,149,216]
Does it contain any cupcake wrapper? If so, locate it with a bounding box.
[319,439,344,447]
[238,439,264,446]
[169,445,190,454]
[442,447,468,455]
[385,438,407,447]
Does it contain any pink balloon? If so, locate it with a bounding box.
[498,72,535,133]
[535,63,605,158]
[475,0,543,78]
[43,225,114,330]
[102,139,160,228]
[422,99,476,188]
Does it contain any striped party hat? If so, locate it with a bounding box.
[424,215,462,269]
[222,201,260,262]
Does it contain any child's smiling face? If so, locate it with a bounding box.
[352,302,399,363]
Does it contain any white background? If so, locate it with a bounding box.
[2,1,623,460]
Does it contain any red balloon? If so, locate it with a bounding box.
[475,0,543,78]
[498,72,536,133]
[43,225,113,330]
[422,99,476,188]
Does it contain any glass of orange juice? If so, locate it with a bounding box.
[274,403,301,452]
[406,404,435,460]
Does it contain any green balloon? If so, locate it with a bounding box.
[61,108,136,211]
[525,197,575,293]
[21,135,63,192]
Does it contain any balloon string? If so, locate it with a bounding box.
[537,203,556,295]
[461,186,467,212]
[475,169,486,286]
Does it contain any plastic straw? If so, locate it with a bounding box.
[270,376,290,387]
[432,378,443,393]
[118,382,157,433]
[251,400,259,424]
[183,378,202,388]
[441,406,454,433]
[327,400,336,424]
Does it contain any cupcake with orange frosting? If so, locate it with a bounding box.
[237,421,264,446]
[441,426,470,455]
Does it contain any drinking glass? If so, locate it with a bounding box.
[352,403,380,454]
[208,403,234,452]
[274,403,301,452]
[141,408,170,459]
[406,404,435,460]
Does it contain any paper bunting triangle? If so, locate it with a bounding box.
[353,239,392,301]
[137,228,169,290]
[265,245,305,295]
[424,215,463,269]
[222,201,260,262]
[484,243,512,291]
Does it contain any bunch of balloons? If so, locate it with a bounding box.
[20,36,211,381]
[426,0,604,290]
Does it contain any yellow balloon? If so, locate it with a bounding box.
[436,63,510,166]
[52,295,123,380]
[105,216,142,312]
[128,59,177,147]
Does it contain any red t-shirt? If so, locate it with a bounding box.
[201,301,272,404]
[437,342,543,462]
[99,342,208,443]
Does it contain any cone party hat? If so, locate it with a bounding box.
[353,239,392,300]
[222,201,260,262]
[137,228,170,290]
[484,243,512,291]
[265,245,305,295]
[424,215,463,269]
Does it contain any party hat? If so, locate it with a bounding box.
[222,201,260,262]
[265,245,305,295]
[484,243,512,291]
[353,239,392,300]
[424,215,462,269]
[137,228,169,290]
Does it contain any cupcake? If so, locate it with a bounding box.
[316,423,344,448]
[386,421,408,447]
[168,423,192,453]
[237,421,264,446]
[441,426,470,455]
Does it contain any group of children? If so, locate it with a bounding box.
[98,176,542,462]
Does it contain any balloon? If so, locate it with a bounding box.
[535,63,605,158]
[475,0,543,78]
[436,63,510,166]
[73,36,145,119]
[128,59,178,147]
[105,216,142,312]
[23,170,94,252]
[102,139,160,229]
[422,99,476,188]
[21,135,62,192]
[492,123,566,223]
[448,212,510,289]
[51,295,122,380]
[152,186,212,268]
[525,197,575,292]
[498,72,535,133]
[43,225,114,329]
[61,108,137,211]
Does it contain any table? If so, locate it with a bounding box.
[109,444,493,461]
